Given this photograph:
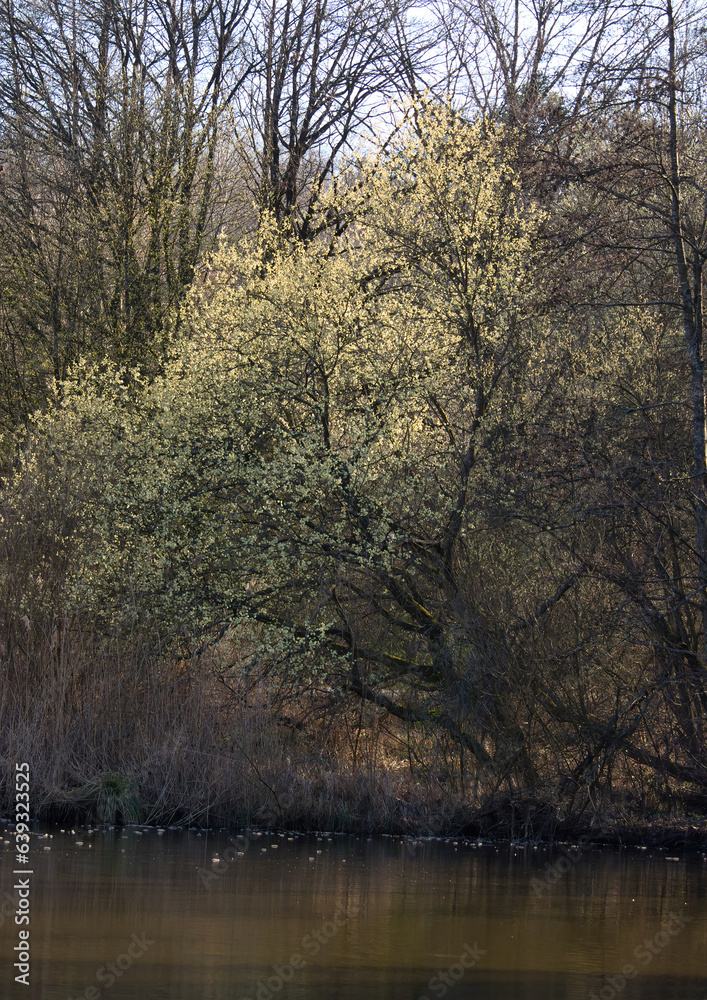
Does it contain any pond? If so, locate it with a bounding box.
[1,826,705,1000]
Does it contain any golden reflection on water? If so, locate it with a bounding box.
[0,828,705,1000]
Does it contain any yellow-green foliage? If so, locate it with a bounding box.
[341,101,539,353]
[4,102,540,661]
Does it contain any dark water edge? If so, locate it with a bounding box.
[1,825,706,1000]
[14,796,707,852]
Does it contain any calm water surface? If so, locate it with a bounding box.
[1,826,705,1000]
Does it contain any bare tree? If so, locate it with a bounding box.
[430,0,668,202]
[514,0,707,771]
[233,0,435,241]
[0,0,253,427]
[434,0,622,117]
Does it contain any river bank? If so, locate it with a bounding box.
[3,623,706,851]
[2,769,706,850]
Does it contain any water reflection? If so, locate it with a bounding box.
[0,827,705,1000]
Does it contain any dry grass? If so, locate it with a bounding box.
[0,611,479,833]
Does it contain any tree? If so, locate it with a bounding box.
[0,0,253,430]
[7,87,707,807]
[434,0,620,120]
[9,102,546,788]
[538,0,707,769]
[426,0,707,786]
[233,0,435,241]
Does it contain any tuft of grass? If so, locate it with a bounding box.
[66,771,143,825]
